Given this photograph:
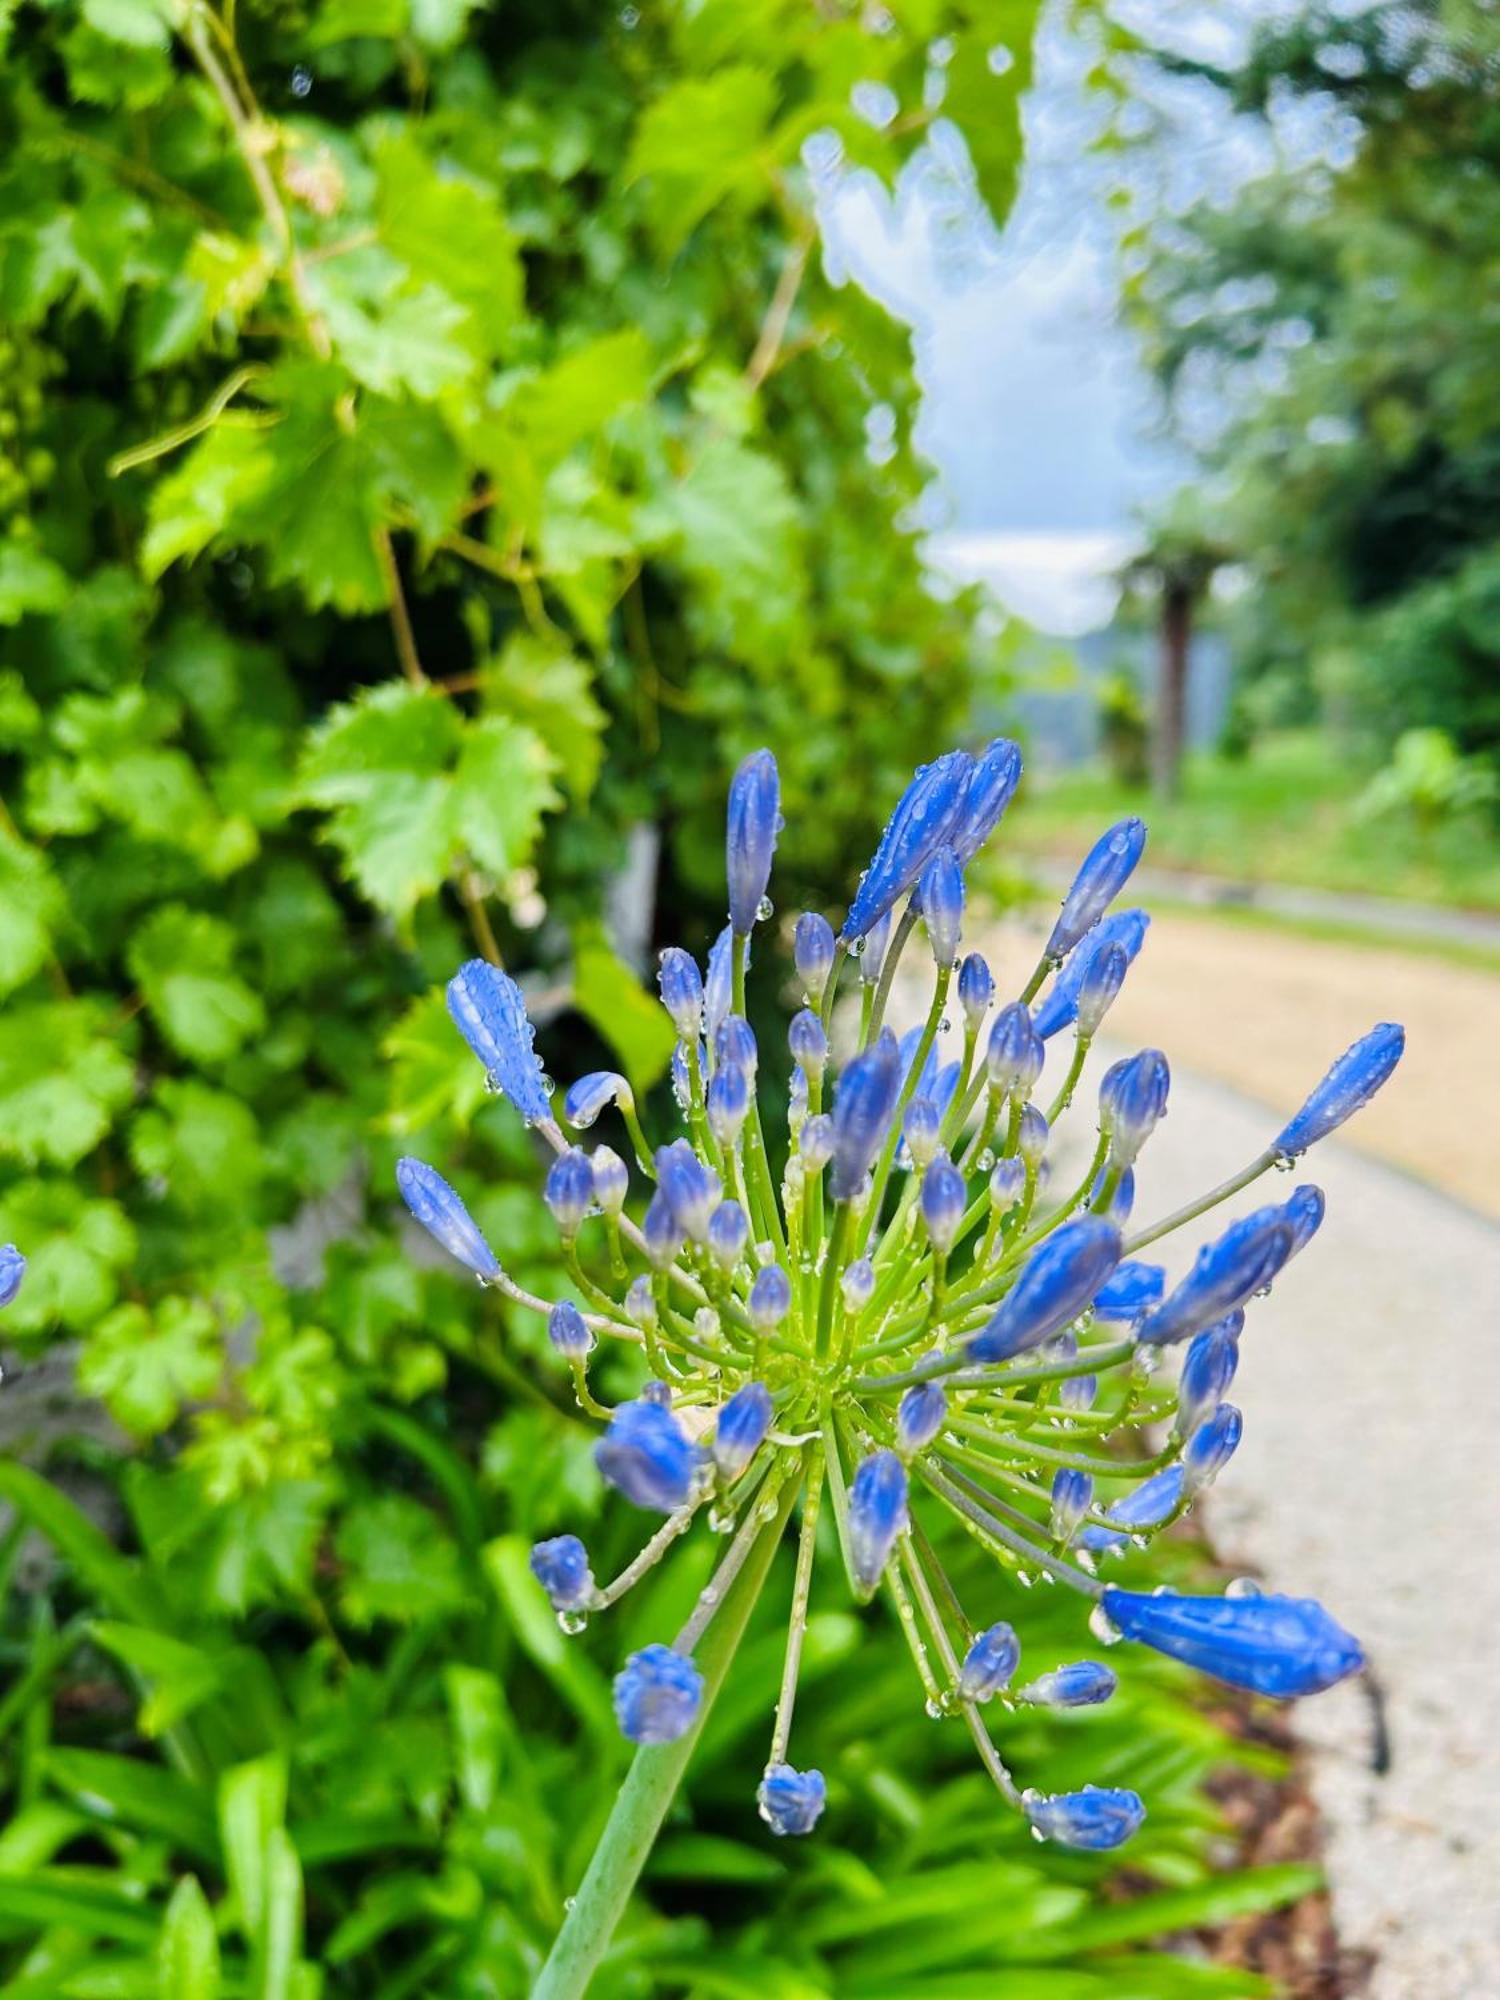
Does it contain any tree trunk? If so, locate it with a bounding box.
[1154,578,1193,801]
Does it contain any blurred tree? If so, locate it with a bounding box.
[1107,0,1500,776]
[1120,521,1230,799]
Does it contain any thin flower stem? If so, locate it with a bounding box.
[866,901,919,1042]
[883,1555,945,1706]
[1124,1149,1277,1253]
[854,1335,1136,1398]
[533,1481,799,2000]
[899,1544,1021,1808]
[1045,1034,1091,1124]
[923,1459,1101,1596]
[859,963,952,1252]
[676,1457,793,1654]
[819,939,850,1033]
[768,1447,824,1768]
[732,949,789,1262]
[595,1500,705,1609]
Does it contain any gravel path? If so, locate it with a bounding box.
[891,907,1500,1995]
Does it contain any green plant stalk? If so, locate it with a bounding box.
[532,1478,799,2000]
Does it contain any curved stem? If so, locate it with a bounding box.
[532,1479,798,2000]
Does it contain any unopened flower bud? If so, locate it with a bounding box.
[793,912,836,1004]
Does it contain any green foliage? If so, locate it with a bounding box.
[1114,0,1500,773]
[1356,726,1500,835]
[0,1455,1312,1995]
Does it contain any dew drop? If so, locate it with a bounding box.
[1274,1153,1299,1173]
[976,1148,996,1172]
[540,1073,556,1097]
[290,63,313,96]
[557,1610,588,1635]
[1016,1569,1033,1589]
[1225,1575,1262,1598]
[757,896,775,921]
[1088,1601,1121,1646]
[563,1894,577,1912]
[924,1697,945,1720]
[708,1503,735,1533]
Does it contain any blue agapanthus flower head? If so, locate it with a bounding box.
[407,739,1403,1850]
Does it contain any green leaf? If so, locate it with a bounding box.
[0,824,66,996]
[81,0,175,50]
[321,283,477,400]
[0,540,69,624]
[218,1754,287,1941]
[90,1622,227,1736]
[483,634,607,801]
[128,1079,263,1213]
[443,1665,505,1812]
[382,989,489,1133]
[334,1494,467,1627]
[126,905,266,1065]
[449,714,561,879]
[375,134,524,352]
[516,328,654,467]
[0,1000,136,1168]
[627,68,777,249]
[0,1462,161,1624]
[46,1747,219,1861]
[158,1875,221,2000]
[140,422,275,579]
[78,1295,222,1434]
[571,922,677,1094]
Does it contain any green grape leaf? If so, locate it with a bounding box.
[0,824,66,996]
[516,328,654,467]
[0,1179,136,1335]
[321,283,478,400]
[449,715,561,879]
[483,634,607,801]
[0,540,70,624]
[0,1002,136,1167]
[126,906,266,1066]
[627,68,777,249]
[375,134,524,352]
[382,989,489,1134]
[128,1080,263,1212]
[79,1296,222,1434]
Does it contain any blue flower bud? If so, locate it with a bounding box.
[848,1448,909,1595]
[1017,1104,1049,1169]
[397,1157,500,1280]
[857,907,893,985]
[1281,1183,1325,1257]
[707,1062,750,1145]
[1136,1208,1294,1347]
[595,1399,698,1511]
[828,1031,904,1202]
[841,1257,876,1310]
[970,1217,1123,1363]
[1059,1371,1097,1413]
[1045,818,1147,962]
[590,1145,628,1216]
[0,1244,27,1309]
[957,1621,1020,1701]
[1099,1048,1170,1167]
[986,1003,1043,1097]
[1033,910,1150,1040]
[445,960,552,1126]
[1182,1402,1242,1490]
[549,1299,593,1359]
[1019,1660,1116,1708]
[989,1156,1025,1212]
[1273,1022,1405,1159]
[1024,1785,1145,1850]
[1092,1259,1165,1323]
[656,1140,721,1241]
[896,1379,947,1454]
[657,947,705,1039]
[1104,1585,1366,1699]
[1080,1464,1186,1552]
[842,749,973,942]
[793,912,836,1004]
[704,924,738,1040]
[715,1014,758,1079]
[727,749,781,935]
[707,1199,750,1271]
[625,1274,657,1329]
[921,1151,966,1253]
[799,1113,834,1172]
[642,1191,685,1269]
[713,1381,773,1479]
[952,736,1023,863]
[749,1264,792,1329]
[903,1095,942,1169]
[640,1378,674,1406]
[957,951,994,1029]
[1177,1325,1239,1436]
[530,1534,594,1612]
[919,847,965,968]
[564,1071,629,1131]
[788,1066,809,1131]
[614,1643,703,1744]
[1050,1467,1093,1541]
[1100,1164,1135,1224]
[1075,941,1129,1039]
[758,1763,826,1836]
[788,1008,829,1080]
[933,1059,962,1122]
[544,1147,595,1239]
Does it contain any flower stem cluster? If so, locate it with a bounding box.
[399,744,1402,1849]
